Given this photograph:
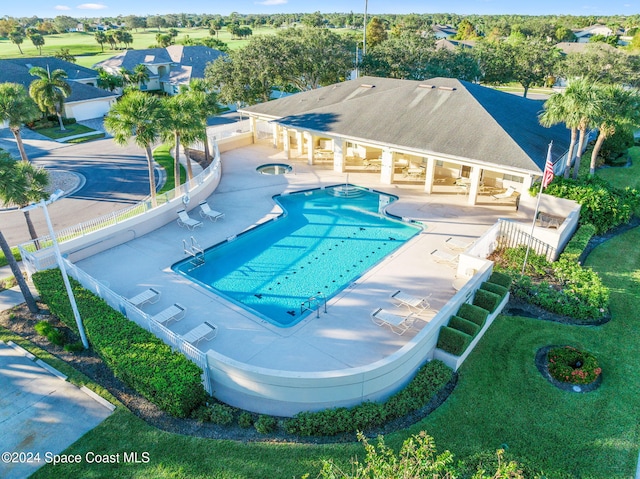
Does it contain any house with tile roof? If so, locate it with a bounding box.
[0,57,118,125]
[94,45,224,95]
[240,76,570,208]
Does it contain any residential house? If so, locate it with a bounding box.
[432,25,458,39]
[435,38,476,51]
[0,57,118,126]
[94,45,225,95]
[573,24,622,43]
[239,76,570,208]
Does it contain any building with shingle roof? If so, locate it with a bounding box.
[94,45,224,95]
[0,57,118,125]
[240,76,570,207]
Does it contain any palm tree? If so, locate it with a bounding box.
[182,79,222,170]
[130,64,150,89]
[104,91,168,207]
[0,83,41,163]
[540,78,599,179]
[589,84,640,176]
[162,95,201,190]
[0,153,49,243]
[28,66,72,131]
[9,28,24,54]
[95,30,107,52]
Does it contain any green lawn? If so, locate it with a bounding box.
[33,123,95,140]
[0,27,278,69]
[596,146,640,189]
[152,144,186,194]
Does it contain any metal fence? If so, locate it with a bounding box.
[64,257,213,395]
[497,219,556,261]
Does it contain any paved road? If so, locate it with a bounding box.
[0,133,151,247]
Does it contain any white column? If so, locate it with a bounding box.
[283,128,290,159]
[305,132,314,164]
[272,124,280,148]
[250,117,257,143]
[424,157,435,194]
[519,175,535,206]
[467,166,481,205]
[380,149,393,184]
[333,140,345,173]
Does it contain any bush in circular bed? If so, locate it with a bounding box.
[547,346,601,385]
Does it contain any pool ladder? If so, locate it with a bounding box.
[301,293,327,318]
[183,237,205,266]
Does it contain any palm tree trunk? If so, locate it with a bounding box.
[203,136,211,164]
[0,230,39,313]
[182,141,194,180]
[573,129,587,180]
[174,132,181,191]
[564,127,577,179]
[590,131,607,176]
[11,128,30,163]
[56,106,65,131]
[23,210,40,242]
[145,146,158,207]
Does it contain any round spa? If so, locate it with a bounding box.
[256,163,293,175]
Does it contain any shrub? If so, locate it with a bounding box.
[64,341,85,353]
[436,326,472,356]
[448,315,480,337]
[480,281,508,300]
[35,320,53,336]
[255,415,277,434]
[473,289,501,313]
[456,303,489,327]
[284,360,453,436]
[488,271,512,289]
[238,411,254,428]
[547,346,601,385]
[34,320,65,345]
[209,403,235,426]
[545,176,640,234]
[561,223,597,262]
[32,269,207,418]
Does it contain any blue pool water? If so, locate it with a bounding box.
[172,186,421,327]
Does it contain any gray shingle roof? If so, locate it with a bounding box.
[241,76,569,174]
[0,58,117,103]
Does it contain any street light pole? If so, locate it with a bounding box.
[29,191,89,349]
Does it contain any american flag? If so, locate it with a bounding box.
[541,142,554,189]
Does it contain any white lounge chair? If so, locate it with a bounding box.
[445,236,475,251]
[371,308,417,335]
[492,186,516,200]
[151,303,186,325]
[127,288,160,308]
[430,249,459,267]
[199,202,225,222]
[390,291,432,314]
[177,209,203,230]
[182,322,217,345]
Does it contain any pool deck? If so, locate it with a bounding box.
[77,143,528,372]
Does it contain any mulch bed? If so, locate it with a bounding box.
[534,345,602,393]
[0,303,456,444]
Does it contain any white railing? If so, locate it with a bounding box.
[19,141,221,255]
[206,120,251,142]
[65,258,213,395]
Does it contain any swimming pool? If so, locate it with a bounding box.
[172,186,421,327]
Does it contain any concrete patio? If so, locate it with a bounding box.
[76,142,527,374]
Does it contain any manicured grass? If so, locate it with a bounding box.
[0,27,278,69]
[152,144,186,194]
[597,146,640,189]
[0,247,21,268]
[33,123,95,140]
[66,133,106,143]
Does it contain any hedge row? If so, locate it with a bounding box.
[283,360,453,436]
[488,271,513,290]
[437,326,472,356]
[448,315,480,337]
[472,288,502,313]
[457,303,489,328]
[32,269,207,417]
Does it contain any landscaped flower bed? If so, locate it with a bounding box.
[547,346,602,385]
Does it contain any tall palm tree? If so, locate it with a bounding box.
[130,64,150,89]
[104,91,168,207]
[182,79,221,169]
[540,78,599,179]
[28,66,72,131]
[0,83,41,163]
[162,95,201,190]
[0,153,49,243]
[589,84,640,176]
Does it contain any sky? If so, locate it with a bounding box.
[2,0,636,18]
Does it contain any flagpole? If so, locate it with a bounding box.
[521,142,553,275]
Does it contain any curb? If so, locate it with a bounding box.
[81,385,116,411]
[35,358,68,380]
[6,340,36,360]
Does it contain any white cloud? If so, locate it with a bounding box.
[55,5,72,10]
[255,0,287,5]
[77,3,108,9]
